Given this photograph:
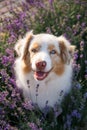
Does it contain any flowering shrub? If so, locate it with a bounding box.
[0,0,87,129]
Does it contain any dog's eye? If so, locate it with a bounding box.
[31,49,38,53]
[50,50,56,54]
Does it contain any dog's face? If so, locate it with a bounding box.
[15,32,75,81]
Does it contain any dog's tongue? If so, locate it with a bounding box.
[34,71,48,80]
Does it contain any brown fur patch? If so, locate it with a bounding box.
[48,44,55,51]
[59,41,68,63]
[21,56,31,74]
[52,40,67,75]
[69,45,76,56]
[53,59,65,76]
[22,35,32,60]
[31,42,41,51]
[21,34,33,73]
[48,44,65,75]
[48,44,60,56]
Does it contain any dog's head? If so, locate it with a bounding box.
[15,31,75,81]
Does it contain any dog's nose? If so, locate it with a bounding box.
[36,61,46,70]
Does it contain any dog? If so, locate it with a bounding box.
[14,31,75,109]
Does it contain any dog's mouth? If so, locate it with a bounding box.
[34,68,53,81]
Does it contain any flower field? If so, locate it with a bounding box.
[0,0,87,129]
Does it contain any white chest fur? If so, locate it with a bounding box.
[16,64,72,109]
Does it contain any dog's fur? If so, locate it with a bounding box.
[14,31,75,109]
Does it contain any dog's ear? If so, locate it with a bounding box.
[68,45,76,57]
[14,31,33,73]
[58,36,76,63]
[14,31,33,59]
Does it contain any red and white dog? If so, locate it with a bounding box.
[14,31,75,109]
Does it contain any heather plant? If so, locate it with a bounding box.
[0,0,87,129]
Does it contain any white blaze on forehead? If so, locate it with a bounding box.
[29,42,52,71]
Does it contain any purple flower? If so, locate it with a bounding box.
[66,26,72,31]
[6,48,13,55]
[9,101,16,109]
[76,14,81,20]
[26,0,35,4]
[81,22,86,27]
[19,12,26,20]
[22,99,34,110]
[80,41,84,47]
[71,110,81,119]
[80,54,83,58]
[74,52,78,60]
[28,122,38,130]
[9,78,16,86]
[0,91,8,102]
[1,56,9,65]
[73,63,80,74]
[49,0,54,6]
[8,35,16,44]
[0,69,8,78]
